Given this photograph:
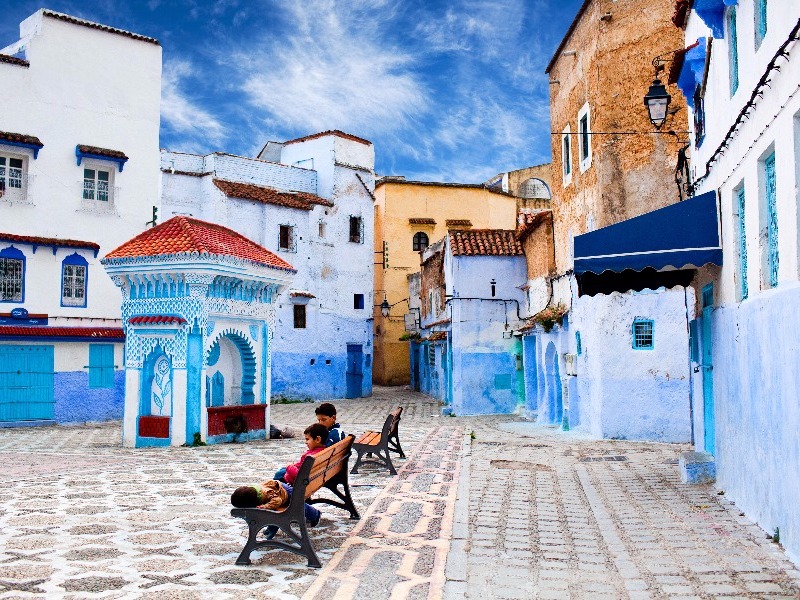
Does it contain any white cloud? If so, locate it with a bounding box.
[234,0,428,136]
[161,59,226,148]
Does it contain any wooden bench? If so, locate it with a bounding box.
[350,406,405,476]
[231,435,359,568]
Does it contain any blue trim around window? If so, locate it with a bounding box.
[75,146,128,172]
[736,186,748,300]
[0,245,25,304]
[727,7,739,95]
[575,331,582,355]
[765,151,778,287]
[60,252,89,308]
[0,140,42,159]
[755,0,767,48]
[632,319,655,350]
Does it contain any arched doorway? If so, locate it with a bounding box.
[205,331,256,406]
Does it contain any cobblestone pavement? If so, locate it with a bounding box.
[445,420,800,600]
[1,387,799,599]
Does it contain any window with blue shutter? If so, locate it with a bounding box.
[727,7,739,95]
[88,344,115,388]
[736,186,748,300]
[765,152,778,287]
[755,0,767,48]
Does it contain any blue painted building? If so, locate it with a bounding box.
[161,131,375,401]
[102,216,293,447]
[414,230,527,415]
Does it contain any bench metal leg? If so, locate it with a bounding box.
[234,516,262,565]
[388,430,405,458]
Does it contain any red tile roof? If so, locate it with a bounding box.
[104,216,296,271]
[0,131,43,147]
[213,179,332,211]
[77,145,128,160]
[0,326,124,339]
[446,219,473,227]
[515,209,552,242]
[448,229,524,257]
[409,218,437,225]
[0,55,29,68]
[0,232,99,251]
[42,10,160,45]
[283,130,372,147]
[128,315,187,325]
[426,331,448,341]
[289,291,316,298]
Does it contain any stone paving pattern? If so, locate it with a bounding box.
[0,387,798,599]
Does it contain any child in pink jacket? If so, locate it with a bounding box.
[284,423,328,485]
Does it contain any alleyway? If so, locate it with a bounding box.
[0,388,797,599]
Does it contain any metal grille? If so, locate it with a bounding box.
[632,320,654,350]
[0,257,23,301]
[62,264,87,306]
[83,168,111,202]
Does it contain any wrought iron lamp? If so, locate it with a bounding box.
[644,78,671,129]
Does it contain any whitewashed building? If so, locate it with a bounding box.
[679,0,800,562]
[160,130,375,401]
[0,10,161,425]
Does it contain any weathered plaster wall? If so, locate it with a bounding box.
[372,181,518,385]
[548,0,687,304]
[572,286,694,442]
[705,284,800,565]
[54,371,125,423]
[521,214,556,281]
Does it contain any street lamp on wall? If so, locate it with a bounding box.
[643,78,671,129]
[380,297,391,318]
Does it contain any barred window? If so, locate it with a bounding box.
[0,156,24,191]
[61,253,88,308]
[632,319,654,350]
[83,168,111,202]
[0,253,24,302]
[413,232,429,251]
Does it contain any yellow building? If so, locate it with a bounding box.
[373,177,526,385]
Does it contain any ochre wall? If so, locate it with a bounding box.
[548,0,687,281]
[373,182,518,385]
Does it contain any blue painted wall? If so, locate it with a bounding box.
[54,370,125,423]
[702,284,800,564]
[271,350,372,400]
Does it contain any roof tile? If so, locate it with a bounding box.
[0,55,29,68]
[104,215,296,271]
[0,326,124,339]
[128,315,187,325]
[213,179,332,211]
[448,229,524,257]
[515,209,552,241]
[0,232,99,251]
[0,131,43,147]
[283,130,372,147]
[77,145,128,160]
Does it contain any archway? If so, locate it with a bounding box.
[206,330,256,405]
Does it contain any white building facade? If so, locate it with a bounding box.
[160,131,375,401]
[0,10,161,425]
[681,0,800,563]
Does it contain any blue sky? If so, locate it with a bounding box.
[2,1,583,182]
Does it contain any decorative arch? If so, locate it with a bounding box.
[205,328,257,404]
[518,178,552,200]
[0,245,25,303]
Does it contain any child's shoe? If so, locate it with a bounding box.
[309,509,321,528]
[262,525,278,540]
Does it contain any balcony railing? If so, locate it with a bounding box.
[0,173,33,205]
[79,182,120,215]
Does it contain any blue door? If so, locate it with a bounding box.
[0,345,55,421]
[346,344,363,398]
[211,372,225,407]
[513,338,525,409]
[701,284,715,455]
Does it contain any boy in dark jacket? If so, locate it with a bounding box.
[315,402,345,446]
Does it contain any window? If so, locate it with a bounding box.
[61,253,88,308]
[427,343,435,367]
[88,344,115,388]
[0,246,25,303]
[754,0,767,49]
[83,168,111,202]
[561,126,572,183]
[632,319,654,350]
[0,156,24,192]
[349,216,363,243]
[354,293,364,309]
[734,185,749,300]
[727,7,739,95]
[279,224,296,252]
[318,221,326,238]
[293,304,306,328]
[575,331,582,356]
[413,232,429,251]
[578,104,591,172]
[693,88,706,148]
[760,151,778,288]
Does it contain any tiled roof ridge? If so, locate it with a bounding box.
[0,232,99,250]
[213,178,332,210]
[283,130,372,147]
[515,209,552,242]
[0,131,43,147]
[176,216,211,256]
[0,325,124,339]
[42,9,160,45]
[448,228,524,256]
[0,54,29,67]
[77,145,128,159]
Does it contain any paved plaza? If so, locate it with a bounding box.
[0,388,798,599]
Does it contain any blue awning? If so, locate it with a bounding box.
[677,38,707,110]
[694,0,738,39]
[574,191,722,275]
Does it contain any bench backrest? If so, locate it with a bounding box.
[297,434,355,500]
[380,406,402,439]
